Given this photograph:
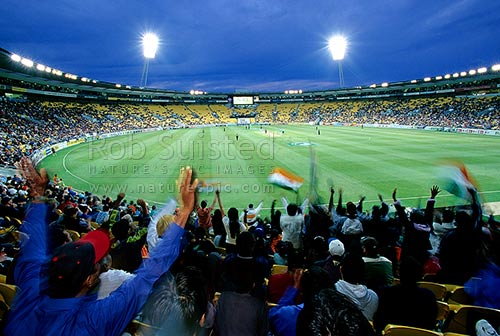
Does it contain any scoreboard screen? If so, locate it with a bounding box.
[233,96,254,105]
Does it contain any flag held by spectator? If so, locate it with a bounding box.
[268,167,304,192]
[438,161,478,201]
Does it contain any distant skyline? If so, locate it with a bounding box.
[1,0,500,93]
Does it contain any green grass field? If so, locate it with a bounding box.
[39,125,500,217]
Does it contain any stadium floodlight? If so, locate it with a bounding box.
[140,32,159,87]
[328,35,347,88]
[477,67,487,74]
[11,54,21,62]
[21,58,34,67]
[492,64,500,71]
[36,64,46,71]
[142,33,159,59]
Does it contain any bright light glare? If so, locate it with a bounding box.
[21,58,34,67]
[11,54,21,62]
[142,33,159,59]
[36,64,46,71]
[492,64,500,71]
[477,67,487,74]
[328,35,347,61]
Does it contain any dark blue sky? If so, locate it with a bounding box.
[1,0,500,93]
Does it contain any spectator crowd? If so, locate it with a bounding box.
[0,155,499,335]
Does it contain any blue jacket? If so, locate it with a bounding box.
[268,286,303,336]
[5,202,184,336]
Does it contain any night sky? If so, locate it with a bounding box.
[2,0,500,93]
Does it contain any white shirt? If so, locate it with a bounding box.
[223,216,246,245]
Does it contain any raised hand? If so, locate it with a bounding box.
[392,188,398,202]
[15,157,49,198]
[430,185,441,199]
[175,167,198,227]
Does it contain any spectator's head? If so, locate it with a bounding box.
[286,203,299,216]
[309,236,329,263]
[399,256,424,285]
[47,229,110,298]
[296,288,375,336]
[227,207,238,221]
[1,196,12,206]
[111,218,131,241]
[47,221,72,252]
[157,214,174,237]
[276,240,292,258]
[141,267,208,335]
[340,253,365,284]
[212,209,222,223]
[442,208,455,223]
[248,203,254,209]
[301,266,331,303]
[227,207,240,239]
[360,236,379,258]
[380,202,389,217]
[346,202,357,217]
[64,206,78,218]
[455,209,474,231]
[328,239,345,259]
[236,231,255,257]
[410,208,426,224]
[200,200,207,209]
[99,254,112,273]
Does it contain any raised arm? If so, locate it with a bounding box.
[13,157,49,287]
[328,187,335,213]
[335,187,343,214]
[209,193,217,210]
[216,189,225,217]
[357,195,366,213]
[425,185,440,225]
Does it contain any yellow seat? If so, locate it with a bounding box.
[216,247,226,256]
[90,221,100,229]
[271,264,288,275]
[0,283,17,308]
[445,286,472,305]
[418,281,448,301]
[444,304,500,334]
[436,301,450,331]
[0,293,10,321]
[125,319,160,336]
[382,324,443,336]
[66,230,80,241]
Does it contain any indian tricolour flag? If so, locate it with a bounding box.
[438,161,479,201]
[268,167,304,192]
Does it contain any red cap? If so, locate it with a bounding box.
[79,229,111,264]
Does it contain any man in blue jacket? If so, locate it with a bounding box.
[5,157,198,336]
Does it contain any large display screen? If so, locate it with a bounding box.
[233,96,254,105]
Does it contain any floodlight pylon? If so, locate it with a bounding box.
[328,35,347,88]
[140,33,159,87]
